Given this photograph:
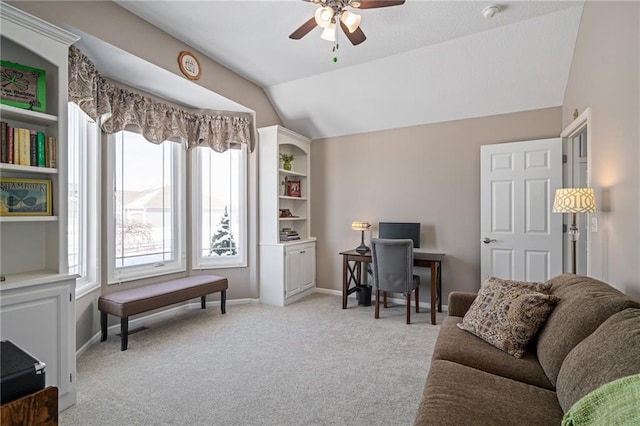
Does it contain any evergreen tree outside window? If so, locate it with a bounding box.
[210,206,238,256]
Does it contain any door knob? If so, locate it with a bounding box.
[483,237,497,244]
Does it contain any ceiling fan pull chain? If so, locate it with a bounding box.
[332,20,339,63]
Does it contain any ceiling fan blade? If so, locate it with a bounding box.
[355,0,405,9]
[340,21,367,46]
[289,17,318,40]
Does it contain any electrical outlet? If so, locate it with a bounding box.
[591,216,598,232]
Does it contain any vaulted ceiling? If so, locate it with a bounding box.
[114,1,584,140]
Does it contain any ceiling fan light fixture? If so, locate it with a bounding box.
[340,10,361,33]
[315,6,334,28]
[320,22,337,41]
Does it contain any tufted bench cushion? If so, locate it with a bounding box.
[98,275,228,350]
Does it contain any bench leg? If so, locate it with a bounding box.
[100,312,108,341]
[201,295,206,309]
[221,290,226,314]
[121,317,129,351]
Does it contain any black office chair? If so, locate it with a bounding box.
[370,238,420,324]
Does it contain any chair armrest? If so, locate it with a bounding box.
[448,292,478,317]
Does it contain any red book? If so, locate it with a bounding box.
[7,126,14,164]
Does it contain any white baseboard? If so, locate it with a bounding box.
[76,297,259,358]
[314,287,447,311]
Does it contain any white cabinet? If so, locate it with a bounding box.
[0,2,78,411]
[258,126,316,306]
[0,276,76,410]
[285,241,316,297]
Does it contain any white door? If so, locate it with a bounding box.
[481,138,562,282]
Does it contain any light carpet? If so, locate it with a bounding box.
[61,293,443,425]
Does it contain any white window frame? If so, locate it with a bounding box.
[106,131,186,283]
[191,145,248,269]
[68,103,101,298]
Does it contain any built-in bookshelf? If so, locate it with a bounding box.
[0,1,79,412]
[258,125,316,306]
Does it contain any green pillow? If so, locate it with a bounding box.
[562,374,640,426]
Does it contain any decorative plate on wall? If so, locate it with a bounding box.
[178,51,201,80]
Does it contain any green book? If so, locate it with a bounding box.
[37,131,46,167]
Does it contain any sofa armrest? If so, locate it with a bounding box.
[448,292,478,317]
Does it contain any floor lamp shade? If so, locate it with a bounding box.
[552,188,596,274]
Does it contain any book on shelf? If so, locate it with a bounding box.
[7,125,14,164]
[0,123,56,168]
[46,136,56,168]
[280,227,301,241]
[29,129,37,166]
[18,128,30,166]
[0,121,6,163]
[37,131,46,167]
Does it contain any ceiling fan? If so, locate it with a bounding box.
[289,0,406,47]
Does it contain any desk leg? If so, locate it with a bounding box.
[437,261,442,313]
[342,255,348,309]
[430,264,437,325]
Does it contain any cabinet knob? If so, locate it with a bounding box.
[300,250,306,254]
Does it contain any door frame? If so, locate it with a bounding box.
[560,107,593,276]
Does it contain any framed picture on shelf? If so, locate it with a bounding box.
[286,180,301,197]
[0,61,47,112]
[0,178,52,216]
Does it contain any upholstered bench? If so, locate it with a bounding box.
[98,275,228,351]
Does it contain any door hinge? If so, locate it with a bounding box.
[70,373,73,383]
[69,292,72,302]
[562,154,568,164]
[563,224,567,233]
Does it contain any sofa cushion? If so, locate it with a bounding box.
[536,274,640,386]
[434,316,554,389]
[556,308,640,413]
[414,360,564,426]
[457,277,559,358]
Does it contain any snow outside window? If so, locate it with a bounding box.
[191,145,247,269]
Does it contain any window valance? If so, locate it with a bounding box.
[68,45,254,152]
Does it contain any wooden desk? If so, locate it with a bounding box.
[339,249,445,325]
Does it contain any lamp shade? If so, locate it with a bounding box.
[553,188,597,213]
[315,6,334,28]
[351,221,371,231]
[340,11,361,33]
[320,23,337,41]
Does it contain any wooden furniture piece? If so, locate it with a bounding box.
[258,125,316,307]
[0,386,58,425]
[98,275,228,351]
[339,249,445,325]
[0,3,79,411]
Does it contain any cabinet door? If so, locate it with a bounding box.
[285,248,302,297]
[300,245,316,290]
[0,280,75,409]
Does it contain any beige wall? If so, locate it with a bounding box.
[8,1,283,349]
[562,1,640,297]
[311,107,563,300]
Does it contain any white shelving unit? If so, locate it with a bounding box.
[0,2,79,411]
[258,125,316,306]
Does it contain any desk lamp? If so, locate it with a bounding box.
[352,221,371,254]
[552,188,596,274]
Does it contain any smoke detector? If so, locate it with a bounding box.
[482,4,501,19]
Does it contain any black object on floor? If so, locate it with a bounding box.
[357,285,373,306]
[0,340,46,404]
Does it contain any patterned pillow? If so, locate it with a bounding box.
[458,277,559,358]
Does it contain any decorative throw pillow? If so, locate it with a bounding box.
[458,277,559,358]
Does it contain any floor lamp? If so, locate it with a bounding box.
[552,188,597,274]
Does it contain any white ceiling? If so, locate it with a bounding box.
[114,0,584,139]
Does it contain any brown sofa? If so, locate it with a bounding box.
[415,274,640,425]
